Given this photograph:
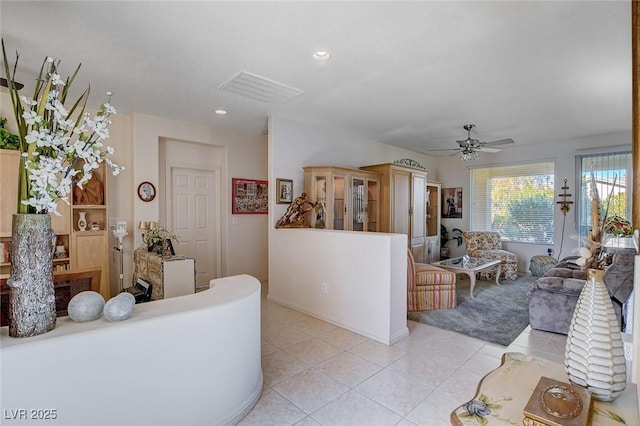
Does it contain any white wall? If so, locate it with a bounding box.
[269,228,409,345]
[437,131,632,270]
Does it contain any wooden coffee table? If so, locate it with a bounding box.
[451,352,639,425]
[432,256,501,299]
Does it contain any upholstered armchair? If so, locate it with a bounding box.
[462,231,518,280]
[407,249,457,311]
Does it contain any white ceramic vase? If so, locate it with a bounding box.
[564,268,626,401]
[77,211,87,231]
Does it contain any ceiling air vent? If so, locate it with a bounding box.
[219,71,304,104]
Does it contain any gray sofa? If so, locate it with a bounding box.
[527,254,635,335]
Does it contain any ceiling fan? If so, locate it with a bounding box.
[430,124,515,160]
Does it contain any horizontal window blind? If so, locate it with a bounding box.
[471,161,555,244]
[577,151,632,240]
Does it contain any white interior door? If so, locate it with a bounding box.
[171,167,217,289]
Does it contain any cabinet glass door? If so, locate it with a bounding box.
[352,178,365,231]
[367,180,378,232]
[314,176,327,229]
[333,175,345,230]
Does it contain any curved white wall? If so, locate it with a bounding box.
[0,275,263,426]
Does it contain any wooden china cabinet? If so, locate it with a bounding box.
[360,162,430,263]
[303,166,381,232]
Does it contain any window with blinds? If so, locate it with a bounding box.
[576,151,632,240]
[470,161,555,244]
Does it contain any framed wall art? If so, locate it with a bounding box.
[276,178,293,204]
[442,187,463,218]
[138,181,156,202]
[232,178,268,214]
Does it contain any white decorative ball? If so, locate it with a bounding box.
[118,292,136,305]
[103,292,135,321]
[68,291,105,322]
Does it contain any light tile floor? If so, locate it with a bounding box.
[239,283,567,426]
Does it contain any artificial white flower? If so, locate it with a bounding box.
[50,73,65,86]
[22,110,42,125]
[4,47,123,215]
[20,95,38,107]
[103,103,116,114]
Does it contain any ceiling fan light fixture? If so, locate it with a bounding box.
[459,150,479,161]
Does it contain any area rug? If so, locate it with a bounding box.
[407,274,537,346]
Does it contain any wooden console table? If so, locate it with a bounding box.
[451,352,639,425]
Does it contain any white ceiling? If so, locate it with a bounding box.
[0,1,632,155]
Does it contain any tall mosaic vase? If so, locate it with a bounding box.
[564,268,626,401]
[7,214,57,337]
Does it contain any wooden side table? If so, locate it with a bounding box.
[451,352,639,425]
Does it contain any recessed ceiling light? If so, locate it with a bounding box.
[214,109,228,115]
[313,51,331,62]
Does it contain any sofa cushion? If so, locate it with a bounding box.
[543,267,574,278]
[572,269,587,280]
[529,276,585,296]
[529,255,557,276]
[562,278,586,293]
[414,264,456,287]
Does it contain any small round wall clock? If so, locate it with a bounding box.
[137,181,156,202]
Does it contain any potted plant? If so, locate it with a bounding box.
[2,40,123,337]
[0,117,19,150]
[440,224,463,259]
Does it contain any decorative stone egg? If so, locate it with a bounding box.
[68,291,105,322]
[103,292,135,321]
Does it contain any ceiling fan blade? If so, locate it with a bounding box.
[428,148,460,152]
[0,77,24,90]
[483,138,515,147]
[478,147,502,153]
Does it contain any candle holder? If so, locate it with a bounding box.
[556,178,573,215]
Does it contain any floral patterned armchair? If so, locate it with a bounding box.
[462,231,518,280]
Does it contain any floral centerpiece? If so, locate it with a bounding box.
[2,40,123,337]
[144,223,177,255]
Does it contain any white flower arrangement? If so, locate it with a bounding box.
[144,223,177,254]
[2,40,123,215]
